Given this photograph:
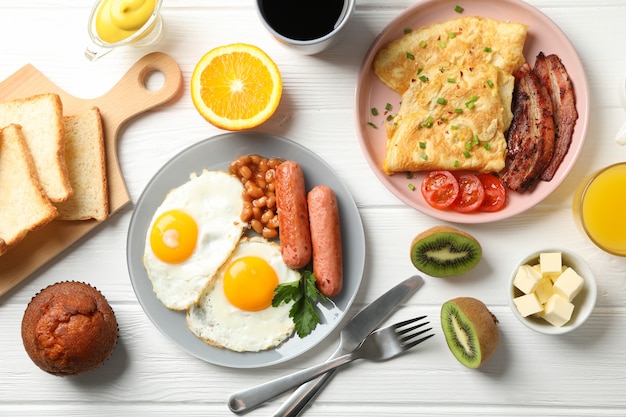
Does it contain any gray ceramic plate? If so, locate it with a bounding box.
[127,132,365,368]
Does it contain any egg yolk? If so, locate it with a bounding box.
[149,209,198,263]
[223,256,279,311]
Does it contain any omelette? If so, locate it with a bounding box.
[374,16,528,94]
[383,62,513,174]
[374,16,528,174]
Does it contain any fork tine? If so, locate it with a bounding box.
[400,326,432,344]
[402,332,435,350]
[392,315,427,331]
[396,319,430,337]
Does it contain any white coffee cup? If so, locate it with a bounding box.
[255,0,355,55]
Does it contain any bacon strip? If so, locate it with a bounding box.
[501,63,555,192]
[533,52,578,181]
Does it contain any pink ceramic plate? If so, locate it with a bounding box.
[355,0,589,223]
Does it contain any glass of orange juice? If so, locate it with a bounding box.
[573,162,626,256]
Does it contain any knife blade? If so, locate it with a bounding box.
[270,275,424,417]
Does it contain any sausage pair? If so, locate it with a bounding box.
[275,161,343,297]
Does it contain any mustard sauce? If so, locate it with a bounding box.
[95,0,158,44]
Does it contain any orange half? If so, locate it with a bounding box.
[190,43,282,131]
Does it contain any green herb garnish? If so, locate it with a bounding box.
[422,117,434,128]
[273,270,328,338]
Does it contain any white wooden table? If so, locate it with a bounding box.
[1,1,625,416]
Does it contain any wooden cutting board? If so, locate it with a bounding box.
[0,52,183,297]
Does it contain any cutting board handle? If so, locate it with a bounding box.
[97,52,183,134]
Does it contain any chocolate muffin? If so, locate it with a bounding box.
[21,281,118,376]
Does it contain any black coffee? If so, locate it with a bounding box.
[259,0,346,41]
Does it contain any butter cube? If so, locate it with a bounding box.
[540,252,562,274]
[541,294,574,327]
[534,276,555,304]
[513,264,542,294]
[553,267,584,301]
[513,293,543,317]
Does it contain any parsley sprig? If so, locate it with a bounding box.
[272,270,328,338]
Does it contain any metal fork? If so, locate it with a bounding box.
[228,316,434,414]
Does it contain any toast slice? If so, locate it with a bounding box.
[0,124,58,256]
[55,107,109,221]
[0,93,72,202]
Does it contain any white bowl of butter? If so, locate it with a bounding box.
[508,249,597,334]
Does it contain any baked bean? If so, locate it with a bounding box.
[253,196,267,208]
[239,165,252,180]
[241,206,254,223]
[230,154,285,236]
[245,181,264,199]
[268,158,282,169]
[268,215,279,229]
[262,227,278,239]
[251,219,264,234]
[261,210,274,224]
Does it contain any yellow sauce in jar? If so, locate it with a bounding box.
[95,0,158,44]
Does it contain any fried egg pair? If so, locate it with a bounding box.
[187,236,300,352]
[143,170,246,311]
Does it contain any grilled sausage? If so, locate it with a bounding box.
[307,185,343,297]
[275,161,312,269]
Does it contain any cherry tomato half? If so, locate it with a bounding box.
[451,173,485,213]
[477,173,507,212]
[420,170,460,209]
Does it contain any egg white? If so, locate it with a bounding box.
[186,236,301,352]
[143,170,246,310]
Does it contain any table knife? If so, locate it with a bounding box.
[269,275,424,417]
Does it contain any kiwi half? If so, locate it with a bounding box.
[441,297,499,369]
[410,226,481,277]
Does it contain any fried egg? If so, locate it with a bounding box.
[143,170,246,311]
[186,236,300,352]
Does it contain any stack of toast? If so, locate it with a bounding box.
[0,93,109,256]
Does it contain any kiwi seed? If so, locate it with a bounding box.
[409,225,481,277]
[440,297,499,369]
